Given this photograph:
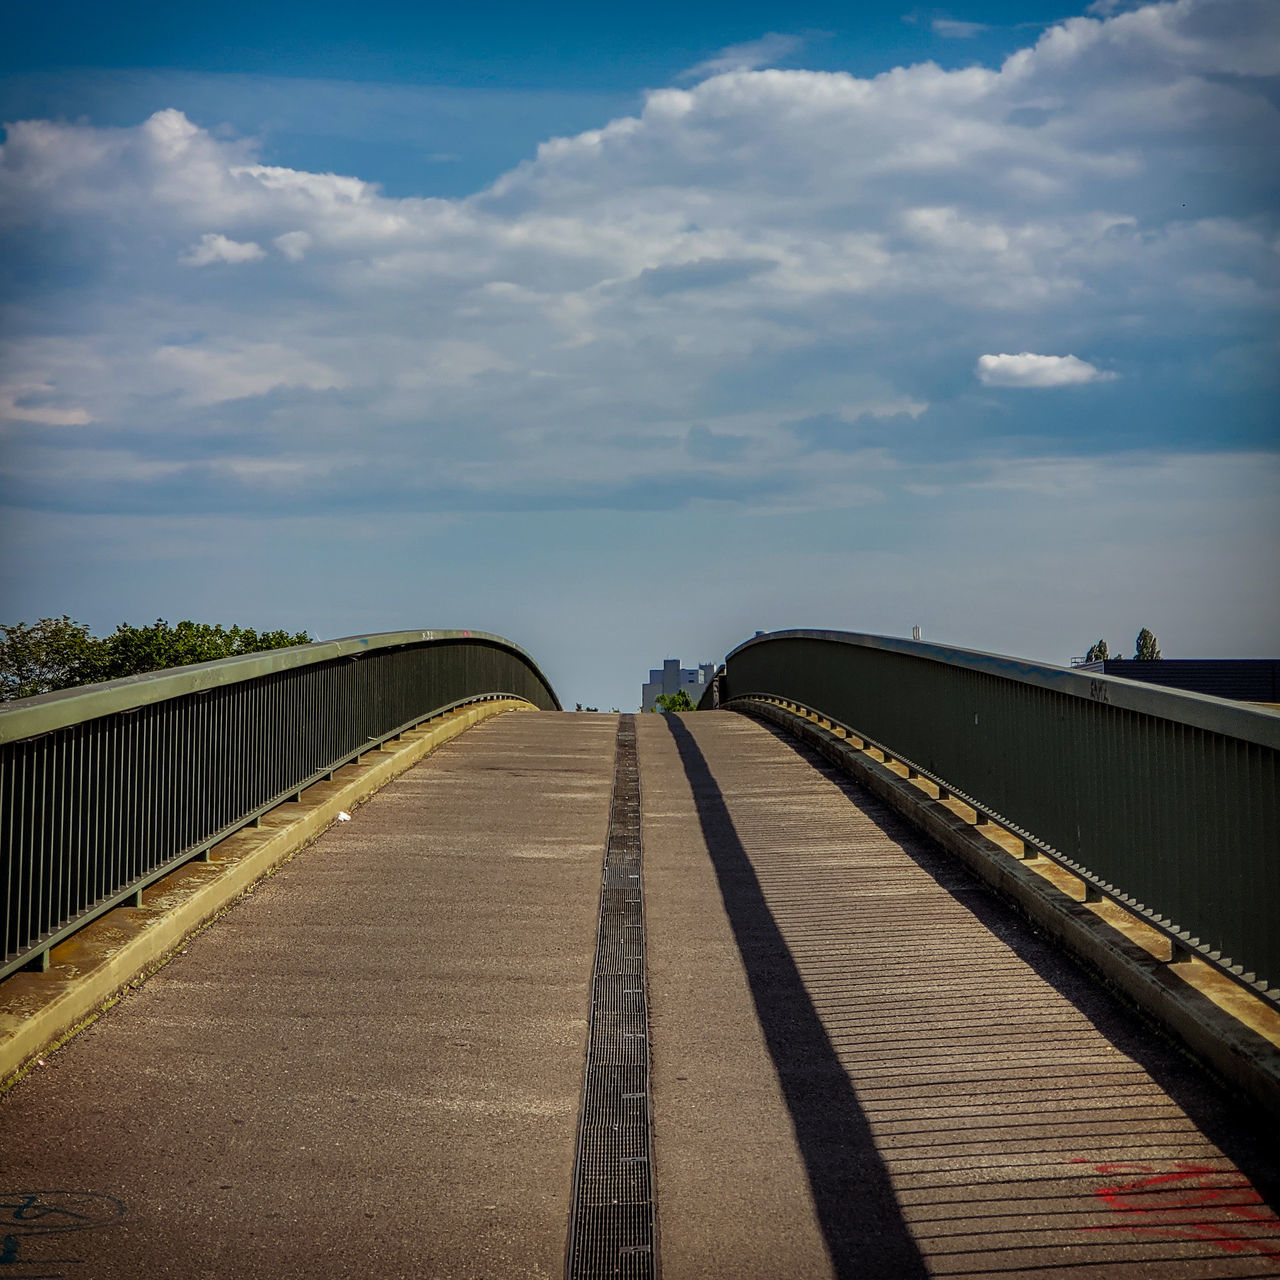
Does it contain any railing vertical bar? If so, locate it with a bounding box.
[82,722,91,912]
[218,687,229,829]
[180,697,192,853]
[62,729,75,930]
[719,630,1279,998]
[3,747,19,960]
[124,712,137,894]
[14,745,28,956]
[57,730,71,928]
[1,633,559,979]
[45,736,60,939]
[142,706,155,881]
[22,743,37,953]
[230,683,242,830]
[84,720,98,912]
[33,740,47,941]
[41,735,53,939]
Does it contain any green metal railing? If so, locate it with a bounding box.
[709,630,1280,1000]
[1,630,560,979]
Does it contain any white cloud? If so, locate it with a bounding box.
[274,230,312,261]
[180,232,266,266]
[975,352,1116,386]
[932,18,991,38]
[679,33,805,81]
[0,0,1274,517]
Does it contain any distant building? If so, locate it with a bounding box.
[1073,659,1280,704]
[641,659,716,712]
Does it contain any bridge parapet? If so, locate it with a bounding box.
[708,629,1280,1002]
[0,630,560,979]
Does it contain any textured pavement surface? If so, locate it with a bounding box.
[0,710,615,1280]
[3,708,1279,1279]
[640,712,1280,1279]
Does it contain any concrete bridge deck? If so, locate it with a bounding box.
[2,710,1278,1278]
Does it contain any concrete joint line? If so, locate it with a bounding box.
[732,698,1280,1123]
[0,699,536,1091]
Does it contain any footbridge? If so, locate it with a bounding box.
[2,629,1278,1278]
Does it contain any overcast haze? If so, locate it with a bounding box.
[2,0,1277,711]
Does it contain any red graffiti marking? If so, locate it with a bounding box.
[1071,1159,1280,1264]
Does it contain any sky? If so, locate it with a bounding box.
[1,0,1277,711]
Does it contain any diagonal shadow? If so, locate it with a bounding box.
[664,714,929,1279]
[742,712,1280,1210]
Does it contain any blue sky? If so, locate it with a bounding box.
[0,0,1080,197]
[1,0,1277,709]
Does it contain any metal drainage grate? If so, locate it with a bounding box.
[566,714,658,1279]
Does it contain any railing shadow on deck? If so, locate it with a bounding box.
[663,713,931,1280]
[740,712,1280,1211]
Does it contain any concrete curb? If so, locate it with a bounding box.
[0,698,536,1091]
[730,697,1280,1123]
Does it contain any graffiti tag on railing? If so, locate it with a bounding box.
[1088,680,1111,704]
[1072,1159,1280,1263]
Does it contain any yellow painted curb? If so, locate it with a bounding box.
[734,696,1280,1122]
[0,698,536,1090]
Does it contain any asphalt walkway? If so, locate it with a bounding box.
[2,710,1278,1278]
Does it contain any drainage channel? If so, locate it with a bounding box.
[565,713,658,1280]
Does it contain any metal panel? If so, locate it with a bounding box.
[1,633,560,978]
[1079,659,1280,703]
[718,630,1280,998]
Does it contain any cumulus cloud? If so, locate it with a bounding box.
[180,232,266,266]
[0,0,1275,518]
[975,352,1115,387]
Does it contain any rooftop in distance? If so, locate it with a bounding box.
[641,659,715,713]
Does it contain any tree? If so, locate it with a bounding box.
[1084,639,1109,663]
[1135,627,1162,661]
[96,619,311,681]
[0,617,104,700]
[653,690,695,713]
[0,617,313,700]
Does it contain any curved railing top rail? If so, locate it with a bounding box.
[0,628,561,744]
[719,626,1280,1002]
[728,629,1280,748]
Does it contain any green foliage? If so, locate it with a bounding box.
[0,616,104,700]
[653,690,695,713]
[1134,627,1162,661]
[0,616,313,700]
[95,619,311,682]
[1083,630,1162,662]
